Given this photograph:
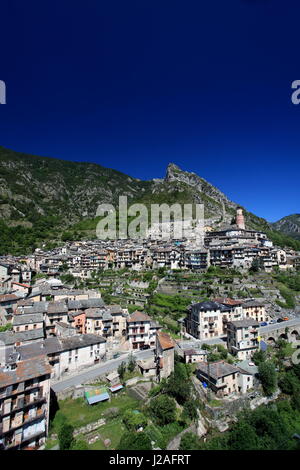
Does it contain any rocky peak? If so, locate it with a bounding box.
[165,163,202,190]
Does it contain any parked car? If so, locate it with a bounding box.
[282,317,289,321]
[248,362,255,366]
[277,318,284,323]
[269,319,276,324]
[260,322,268,326]
[140,344,150,350]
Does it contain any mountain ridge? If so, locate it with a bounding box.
[0,145,298,254]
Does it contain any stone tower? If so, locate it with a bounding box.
[236,207,245,230]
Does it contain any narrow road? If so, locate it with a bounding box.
[51,349,153,393]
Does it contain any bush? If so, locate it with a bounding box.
[149,395,176,426]
[179,432,201,450]
[71,439,88,450]
[58,423,74,450]
[258,361,277,396]
[117,431,152,450]
[123,410,147,431]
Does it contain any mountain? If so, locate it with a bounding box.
[272,214,300,240]
[0,145,298,254]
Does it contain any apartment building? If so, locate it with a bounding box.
[126,311,152,350]
[227,318,260,360]
[186,301,225,339]
[241,300,269,323]
[85,308,113,338]
[0,355,51,450]
[45,302,69,337]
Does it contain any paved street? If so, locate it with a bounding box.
[176,336,227,351]
[51,348,153,393]
[51,318,300,393]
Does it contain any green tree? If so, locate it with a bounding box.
[179,432,200,450]
[149,395,176,426]
[279,371,300,395]
[118,361,126,380]
[123,410,147,431]
[117,431,152,450]
[58,423,74,450]
[182,399,198,422]
[228,421,258,450]
[127,354,136,373]
[252,349,267,366]
[71,439,88,450]
[166,362,191,404]
[0,323,12,332]
[258,361,277,396]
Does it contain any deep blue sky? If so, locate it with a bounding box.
[0,0,299,222]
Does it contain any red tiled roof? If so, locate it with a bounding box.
[213,297,243,306]
[0,355,52,387]
[0,294,19,302]
[12,282,30,288]
[127,311,151,322]
[157,331,175,350]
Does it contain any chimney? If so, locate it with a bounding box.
[236,207,245,230]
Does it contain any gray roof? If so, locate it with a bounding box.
[59,334,106,350]
[197,361,239,380]
[85,308,106,319]
[228,319,260,328]
[106,304,123,314]
[237,360,259,375]
[47,302,68,314]
[0,328,44,345]
[13,313,44,326]
[68,298,105,310]
[17,301,48,314]
[192,301,228,312]
[17,337,61,358]
[242,300,265,308]
[17,334,106,358]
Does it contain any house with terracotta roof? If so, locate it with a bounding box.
[155,331,175,380]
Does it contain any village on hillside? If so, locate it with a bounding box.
[0,208,300,450]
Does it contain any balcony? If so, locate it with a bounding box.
[0,383,41,400]
[1,395,45,418]
[4,430,46,450]
[0,410,46,437]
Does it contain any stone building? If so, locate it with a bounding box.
[155,331,175,381]
[0,354,51,450]
[196,361,240,397]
